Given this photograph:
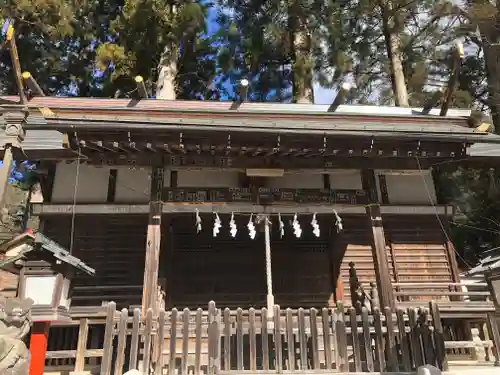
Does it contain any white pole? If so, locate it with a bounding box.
[264,216,275,317]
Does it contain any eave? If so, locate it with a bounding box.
[2,96,500,166]
[20,114,499,144]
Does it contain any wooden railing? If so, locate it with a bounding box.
[393,282,492,301]
[43,300,500,374]
[44,310,108,373]
[392,282,495,319]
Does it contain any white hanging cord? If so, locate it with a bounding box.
[195,208,202,233]
[229,212,237,238]
[333,209,343,233]
[311,213,320,237]
[278,213,285,238]
[247,213,256,239]
[213,212,221,237]
[69,145,81,254]
[292,213,302,238]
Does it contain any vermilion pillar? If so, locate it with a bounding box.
[29,322,50,375]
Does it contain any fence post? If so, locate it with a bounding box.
[429,301,448,371]
[155,308,167,375]
[486,312,500,366]
[74,318,89,373]
[128,308,141,371]
[114,309,129,375]
[142,308,154,374]
[168,308,178,375]
[208,301,220,375]
[100,302,117,375]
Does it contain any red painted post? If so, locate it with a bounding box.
[29,322,50,375]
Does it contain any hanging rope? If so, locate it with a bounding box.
[69,145,81,254]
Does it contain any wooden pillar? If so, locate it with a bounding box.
[141,166,164,316]
[366,204,395,311]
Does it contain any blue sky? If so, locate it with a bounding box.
[205,7,335,105]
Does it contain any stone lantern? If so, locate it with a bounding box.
[0,231,94,322]
[0,230,95,375]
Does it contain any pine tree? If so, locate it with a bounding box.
[216,0,329,103]
[215,1,291,101]
[1,0,75,94]
[1,1,117,96]
[320,0,464,107]
[451,1,500,131]
[95,0,215,100]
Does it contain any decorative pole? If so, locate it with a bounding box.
[0,110,27,219]
[1,23,28,218]
[3,23,53,375]
[263,215,275,317]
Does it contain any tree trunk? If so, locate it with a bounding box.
[381,5,409,107]
[156,41,178,100]
[155,4,178,100]
[477,2,500,132]
[288,6,313,104]
[292,30,314,103]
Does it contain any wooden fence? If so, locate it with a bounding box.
[43,301,500,375]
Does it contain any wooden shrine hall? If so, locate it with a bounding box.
[2,96,500,315]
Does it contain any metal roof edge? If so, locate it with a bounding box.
[0,96,472,119]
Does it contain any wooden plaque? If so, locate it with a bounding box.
[162,187,368,204]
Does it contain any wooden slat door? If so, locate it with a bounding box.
[43,215,148,308]
[271,216,332,308]
[169,215,267,309]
